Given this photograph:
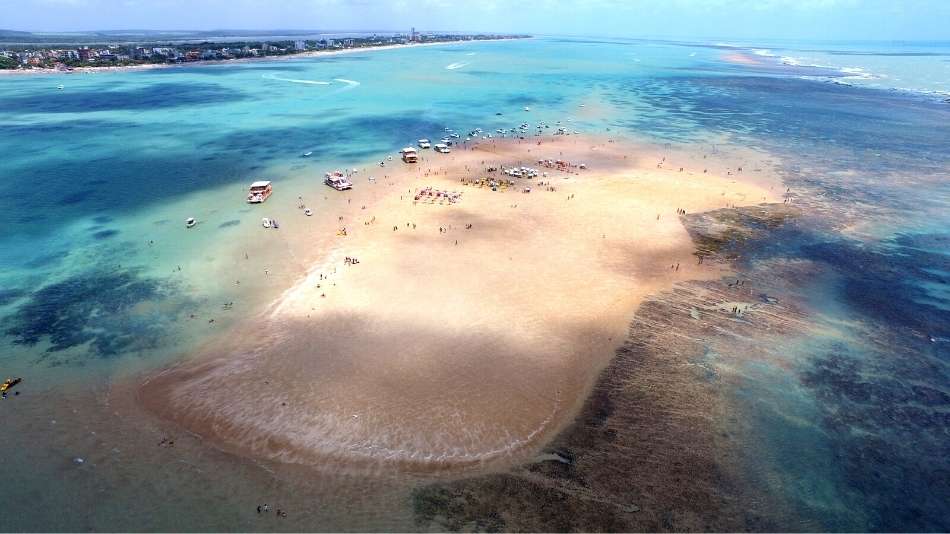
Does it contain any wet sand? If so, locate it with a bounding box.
[139,135,782,474]
[411,204,810,531]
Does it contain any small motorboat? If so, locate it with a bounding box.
[304,208,313,216]
[271,219,280,229]
[524,106,531,111]
[57,84,64,90]
[185,217,197,228]
[262,217,272,228]
[302,151,313,157]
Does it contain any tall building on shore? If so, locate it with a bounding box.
[410,27,417,42]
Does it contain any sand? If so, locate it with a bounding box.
[139,134,782,474]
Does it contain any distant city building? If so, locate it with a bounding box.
[294,40,306,51]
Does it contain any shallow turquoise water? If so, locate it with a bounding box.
[0,37,948,530]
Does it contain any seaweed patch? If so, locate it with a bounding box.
[3,267,181,358]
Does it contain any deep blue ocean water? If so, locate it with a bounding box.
[0,37,947,530]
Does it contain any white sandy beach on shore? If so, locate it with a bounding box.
[138,134,782,475]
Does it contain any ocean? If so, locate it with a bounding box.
[0,37,948,531]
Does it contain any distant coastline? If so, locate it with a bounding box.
[0,35,529,76]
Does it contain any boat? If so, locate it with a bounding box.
[185,217,197,228]
[1,377,21,394]
[304,208,313,216]
[325,171,353,191]
[302,151,313,157]
[262,217,272,228]
[401,147,418,163]
[272,219,280,229]
[57,84,64,90]
[434,143,451,154]
[247,181,273,203]
[418,139,431,149]
[524,106,531,111]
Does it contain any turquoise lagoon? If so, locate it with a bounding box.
[0,37,948,530]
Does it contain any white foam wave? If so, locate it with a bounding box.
[331,78,361,94]
[445,62,468,70]
[838,66,876,80]
[262,73,331,85]
[779,56,880,82]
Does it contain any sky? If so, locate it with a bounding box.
[2,0,949,41]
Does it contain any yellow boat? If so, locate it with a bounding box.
[1,377,21,393]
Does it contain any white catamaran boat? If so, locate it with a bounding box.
[401,147,418,163]
[434,143,451,154]
[247,181,273,203]
[325,171,353,191]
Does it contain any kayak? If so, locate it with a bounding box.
[1,377,21,393]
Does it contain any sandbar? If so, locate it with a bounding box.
[139,134,781,474]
